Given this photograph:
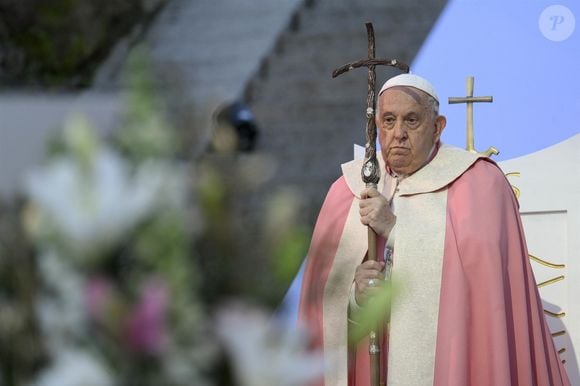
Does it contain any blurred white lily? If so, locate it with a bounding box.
[23,115,188,260]
[31,348,113,386]
[216,304,324,386]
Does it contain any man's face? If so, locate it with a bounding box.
[376,87,446,176]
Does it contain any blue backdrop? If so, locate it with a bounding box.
[412,0,579,160]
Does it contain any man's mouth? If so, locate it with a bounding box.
[389,147,410,153]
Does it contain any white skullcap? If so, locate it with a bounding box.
[378,73,439,102]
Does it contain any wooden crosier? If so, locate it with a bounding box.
[332,22,409,386]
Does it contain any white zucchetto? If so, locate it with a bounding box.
[378,73,439,102]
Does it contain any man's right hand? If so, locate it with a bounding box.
[359,187,396,239]
[354,260,386,305]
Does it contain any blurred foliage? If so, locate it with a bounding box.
[0,0,166,87]
[114,48,179,162]
[348,282,396,345]
[0,50,309,386]
[0,199,48,386]
[194,154,309,309]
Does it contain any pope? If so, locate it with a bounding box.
[298,74,570,385]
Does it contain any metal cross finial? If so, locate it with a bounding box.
[448,76,499,157]
[332,22,410,188]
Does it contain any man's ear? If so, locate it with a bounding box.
[434,115,446,141]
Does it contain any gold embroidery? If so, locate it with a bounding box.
[537,275,565,288]
[544,309,566,318]
[529,254,566,269]
[504,172,520,199]
[507,173,570,368]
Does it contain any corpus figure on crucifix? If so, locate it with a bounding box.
[298,23,570,386]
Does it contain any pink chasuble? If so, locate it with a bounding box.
[298,155,570,385]
[434,160,569,385]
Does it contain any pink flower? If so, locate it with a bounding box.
[84,276,114,322]
[124,279,169,356]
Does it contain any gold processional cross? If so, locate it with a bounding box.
[448,76,499,157]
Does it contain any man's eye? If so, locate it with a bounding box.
[407,117,419,126]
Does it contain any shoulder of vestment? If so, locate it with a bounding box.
[340,144,487,197]
[398,145,484,195]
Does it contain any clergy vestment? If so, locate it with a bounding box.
[298,144,570,386]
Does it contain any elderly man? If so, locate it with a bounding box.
[298,74,570,385]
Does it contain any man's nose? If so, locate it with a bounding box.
[393,119,407,140]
